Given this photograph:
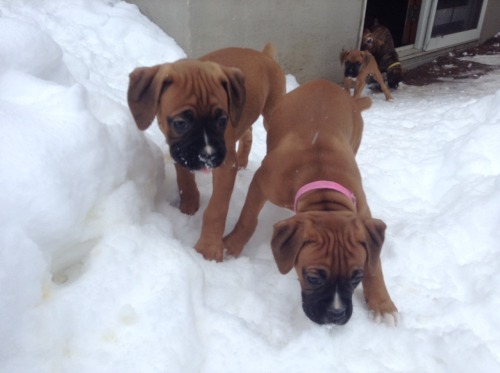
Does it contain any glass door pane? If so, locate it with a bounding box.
[431,0,484,37]
[424,0,488,51]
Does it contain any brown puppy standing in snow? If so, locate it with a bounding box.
[224,80,398,325]
[128,44,285,262]
[341,49,394,101]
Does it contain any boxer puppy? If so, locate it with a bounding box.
[340,49,393,101]
[361,20,404,89]
[128,44,286,261]
[223,81,398,325]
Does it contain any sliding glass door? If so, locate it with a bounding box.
[423,0,489,50]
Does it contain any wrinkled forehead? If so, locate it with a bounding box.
[159,62,229,115]
[363,31,373,39]
[345,54,362,63]
[297,239,366,277]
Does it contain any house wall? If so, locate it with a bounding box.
[128,0,366,84]
[480,0,500,42]
[128,0,499,82]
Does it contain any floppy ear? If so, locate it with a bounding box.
[363,218,387,274]
[127,64,172,131]
[271,218,307,274]
[340,49,349,65]
[220,66,246,127]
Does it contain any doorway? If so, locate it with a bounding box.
[364,0,422,48]
[363,0,489,52]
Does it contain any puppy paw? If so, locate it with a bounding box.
[222,233,245,258]
[371,310,400,326]
[195,240,224,262]
[236,154,249,170]
[179,198,199,216]
[367,299,398,326]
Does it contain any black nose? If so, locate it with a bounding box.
[302,302,353,325]
[326,307,349,325]
[198,149,217,167]
[329,307,347,318]
[344,62,360,78]
[345,67,358,78]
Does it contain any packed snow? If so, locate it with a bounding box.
[1,1,499,372]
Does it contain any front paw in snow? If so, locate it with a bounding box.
[195,239,224,262]
[368,300,399,326]
[371,310,400,326]
[222,232,246,258]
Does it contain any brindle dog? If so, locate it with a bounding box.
[361,20,404,89]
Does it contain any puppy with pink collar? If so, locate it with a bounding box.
[224,80,398,326]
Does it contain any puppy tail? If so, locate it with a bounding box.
[355,96,372,112]
[262,42,276,60]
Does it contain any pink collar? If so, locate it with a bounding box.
[294,180,356,212]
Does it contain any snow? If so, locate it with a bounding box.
[0,1,499,372]
[460,54,500,66]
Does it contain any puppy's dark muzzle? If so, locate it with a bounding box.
[344,62,361,79]
[170,135,226,171]
[302,291,353,325]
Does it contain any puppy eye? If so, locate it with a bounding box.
[213,109,228,131]
[216,115,228,130]
[305,270,327,287]
[305,274,323,287]
[172,118,190,133]
[351,270,364,287]
[168,112,193,134]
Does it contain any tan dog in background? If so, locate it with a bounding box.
[128,44,286,261]
[223,80,398,325]
[340,49,393,101]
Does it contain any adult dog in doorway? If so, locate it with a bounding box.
[362,19,404,89]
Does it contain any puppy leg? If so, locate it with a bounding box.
[387,69,401,89]
[371,70,394,101]
[353,77,367,99]
[236,128,252,169]
[223,168,267,257]
[175,163,200,215]
[195,147,238,261]
[362,263,398,324]
[343,77,353,96]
